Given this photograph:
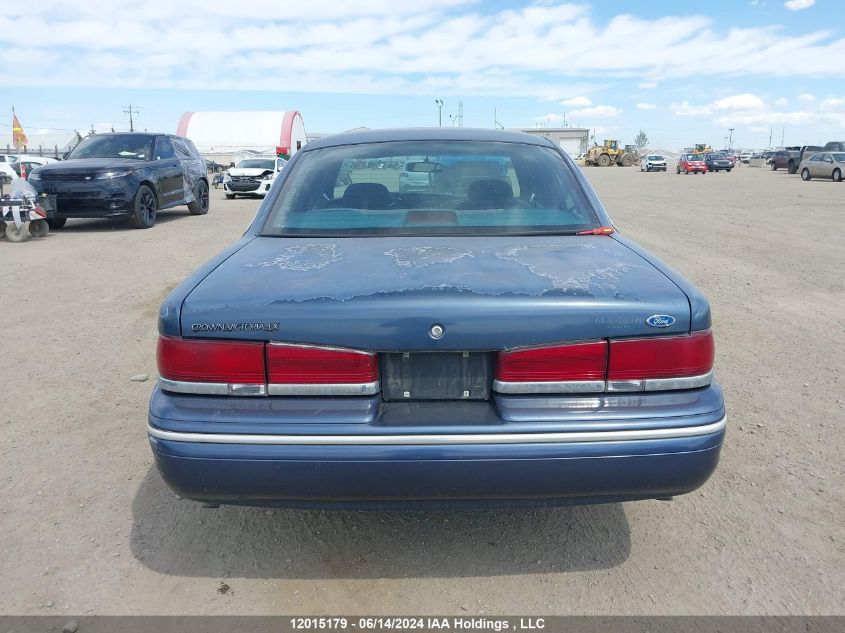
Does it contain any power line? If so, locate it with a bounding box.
[123,104,139,132]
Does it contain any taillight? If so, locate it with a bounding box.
[157,336,266,395]
[493,331,714,394]
[156,337,379,396]
[494,341,607,394]
[607,330,714,391]
[266,343,378,394]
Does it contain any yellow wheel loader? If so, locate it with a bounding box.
[584,140,636,167]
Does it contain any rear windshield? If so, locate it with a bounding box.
[710,153,726,159]
[68,134,155,160]
[261,140,600,236]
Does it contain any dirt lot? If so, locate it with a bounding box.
[1,165,843,615]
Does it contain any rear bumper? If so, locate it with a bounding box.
[148,386,726,508]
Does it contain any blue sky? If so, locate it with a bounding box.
[1,0,843,150]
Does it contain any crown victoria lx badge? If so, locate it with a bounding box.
[646,314,676,328]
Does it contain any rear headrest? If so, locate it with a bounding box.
[342,182,392,210]
[465,179,513,209]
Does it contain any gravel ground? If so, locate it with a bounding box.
[1,165,842,615]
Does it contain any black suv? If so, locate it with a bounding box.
[29,133,208,229]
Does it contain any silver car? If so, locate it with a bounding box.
[799,152,845,182]
[640,154,667,172]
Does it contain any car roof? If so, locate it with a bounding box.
[304,127,557,151]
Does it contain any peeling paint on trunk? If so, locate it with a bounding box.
[193,236,666,304]
[181,236,691,348]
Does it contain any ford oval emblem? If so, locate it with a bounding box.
[646,314,676,328]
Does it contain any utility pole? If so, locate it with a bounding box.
[728,128,734,149]
[435,99,443,127]
[768,127,773,149]
[781,128,785,146]
[89,124,96,135]
[457,101,464,128]
[123,104,139,132]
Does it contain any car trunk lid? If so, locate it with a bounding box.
[181,235,691,351]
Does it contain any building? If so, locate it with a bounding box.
[512,127,590,158]
[176,111,306,164]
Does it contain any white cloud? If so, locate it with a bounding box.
[673,93,767,118]
[712,93,766,110]
[713,110,815,127]
[570,105,621,118]
[671,101,713,117]
[636,103,657,110]
[560,96,592,107]
[1,0,845,101]
[784,0,815,10]
[670,91,840,129]
[819,97,845,112]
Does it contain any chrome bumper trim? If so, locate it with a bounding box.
[607,370,714,393]
[493,379,605,394]
[148,416,726,446]
[158,377,267,397]
[267,381,380,396]
[495,371,713,395]
[159,378,377,397]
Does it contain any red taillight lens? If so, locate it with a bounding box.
[157,336,265,384]
[266,344,377,384]
[608,330,714,380]
[496,341,608,382]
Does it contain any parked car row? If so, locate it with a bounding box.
[770,141,845,183]
[672,152,733,175]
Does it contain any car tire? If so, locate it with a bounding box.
[129,184,157,229]
[29,219,49,238]
[771,162,777,171]
[187,179,209,215]
[833,168,842,183]
[801,168,811,181]
[5,222,30,242]
[46,217,67,229]
[788,163,797,174]
[676,167,680,174]
[225,193,236,199]
[727,168,732,173]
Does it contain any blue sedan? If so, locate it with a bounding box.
[148,128,725,509]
